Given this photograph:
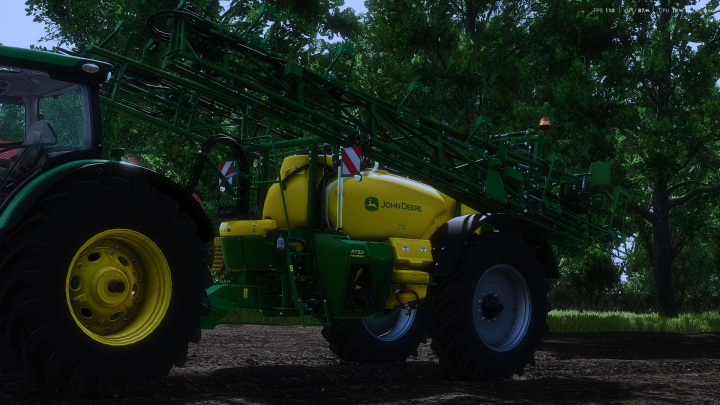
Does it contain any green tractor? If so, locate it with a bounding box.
[0,48,214,393]
[0,3,628,396]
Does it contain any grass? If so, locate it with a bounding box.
[221,308,720,333]
[547,310,720,333]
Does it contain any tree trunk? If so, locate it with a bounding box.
[677,280,686,314]
[651,178,678,317]
[464,3,479,35]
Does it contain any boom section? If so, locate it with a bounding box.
[81,5,627,248]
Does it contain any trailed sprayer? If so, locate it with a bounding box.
[0,2,627,395]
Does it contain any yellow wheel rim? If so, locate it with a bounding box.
[65,229,172,346]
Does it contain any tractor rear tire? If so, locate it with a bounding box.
[0,345,17,375]
[322,307,427,363]
[0,176,212,395]
[430,233,549,379]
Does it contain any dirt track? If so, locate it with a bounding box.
[1,324,719,404]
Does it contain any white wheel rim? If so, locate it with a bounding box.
[472,264,531,352]
[362,307,417,342]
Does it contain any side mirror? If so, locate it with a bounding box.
[111,148,126,162]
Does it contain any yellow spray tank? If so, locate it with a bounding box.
[262,154,333,229]
[262,155,478,240]
[325,166,478,240]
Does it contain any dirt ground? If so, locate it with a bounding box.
[1,324,719,404]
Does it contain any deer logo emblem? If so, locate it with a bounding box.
[364,196,379,212]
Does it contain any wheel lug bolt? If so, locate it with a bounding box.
[74,298,79,302]
[85,325,90,329]
[96,242,101,246]
[124,317,129,322]
[481,317,485,320]
[130,305,134,309]
[132,259,137,263]
[116,246,121,249]
[493,318,497,322]
[106,327,110,331]
[483,293,487,296]
[109,251,114,255]
[139,279,143,283]
[136,300,141,304]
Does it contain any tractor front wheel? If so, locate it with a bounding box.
[0,176,211,395]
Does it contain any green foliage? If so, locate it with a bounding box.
[25,0,222,52]
[547,310,720,333]
[528,1,720,316]
[39,87,85,148]
[0,101,25,143]
[222,0,360,61]
[549,251,623,311]
[625,209,720,313]
[353,1,539,133]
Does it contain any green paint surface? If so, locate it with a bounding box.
[0,45,81,67]
[314,233,394,318]
[0,160,113,230]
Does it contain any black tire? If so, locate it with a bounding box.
[322,307,427,363]
[430,233,549,379]
[0,338,17,375]
[0,176,212,395]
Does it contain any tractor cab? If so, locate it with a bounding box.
[0,46,111,195]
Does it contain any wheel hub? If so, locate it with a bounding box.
[107,280,126,293]
[472,264,531,352]
[66,229,171,346]
[480,294,504,319]
[69,239,143,335]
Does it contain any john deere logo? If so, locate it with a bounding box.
[365,196,379,212]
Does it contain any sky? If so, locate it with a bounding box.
[0,0,57,48]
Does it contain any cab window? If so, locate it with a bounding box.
[39,86,86,149]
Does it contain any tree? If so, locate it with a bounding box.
[355,0,537,132]
[550,251,623,311]
[610,1,720,317]
[527,1,720,317]
[222,0,361,60]
[25,0,221,51]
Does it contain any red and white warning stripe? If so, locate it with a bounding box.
[341,146,361,175]
[219,161,234,186]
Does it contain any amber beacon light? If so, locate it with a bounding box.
[539,117,551,129]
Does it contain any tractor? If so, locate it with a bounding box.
[0,48,213,393]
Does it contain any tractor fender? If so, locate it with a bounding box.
[0,160,214,245]
[429,214,559,278]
